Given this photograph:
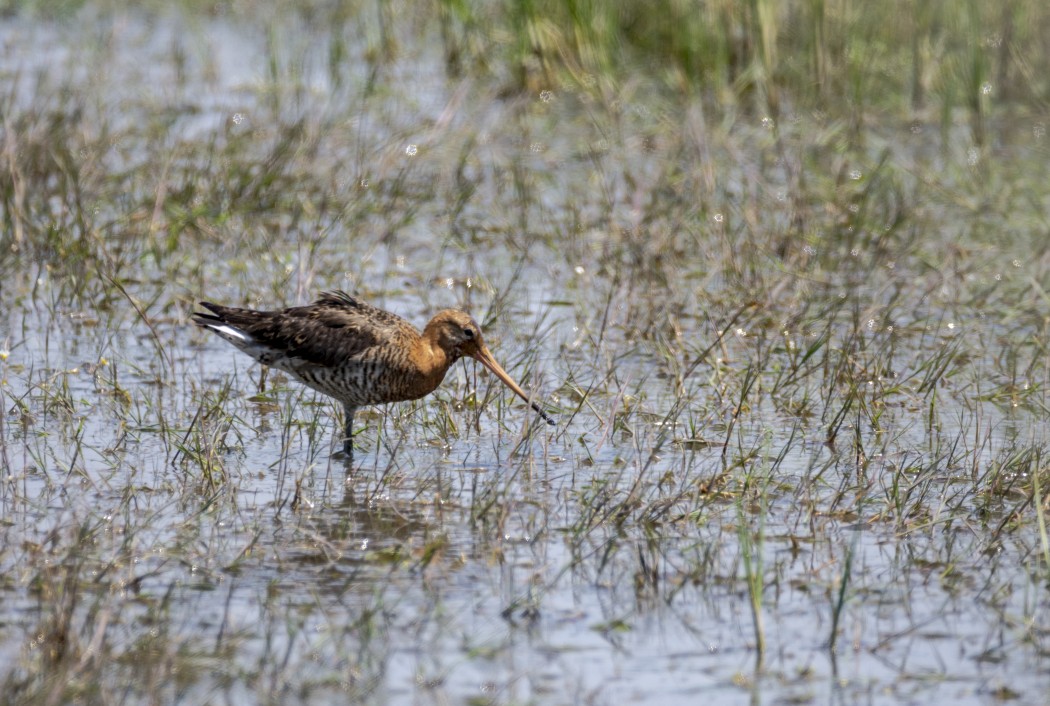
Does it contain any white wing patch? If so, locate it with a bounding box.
[207,324,249,343]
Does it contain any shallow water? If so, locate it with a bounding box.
[3,4,1050,705]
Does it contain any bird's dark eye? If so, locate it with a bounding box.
[462,327,475,339]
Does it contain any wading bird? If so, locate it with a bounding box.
[192,290,554,459]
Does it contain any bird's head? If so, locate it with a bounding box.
[427,310,486,362]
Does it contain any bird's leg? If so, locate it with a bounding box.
[342,404,357,459]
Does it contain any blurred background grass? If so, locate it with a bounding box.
[3,0,1048,301]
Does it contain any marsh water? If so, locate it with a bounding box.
[2,3,1050,704]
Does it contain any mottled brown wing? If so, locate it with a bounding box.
[198,291,420,368]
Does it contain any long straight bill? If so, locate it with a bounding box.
[473,346,557,425]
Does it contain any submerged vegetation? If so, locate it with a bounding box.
[2,0,1050,703]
